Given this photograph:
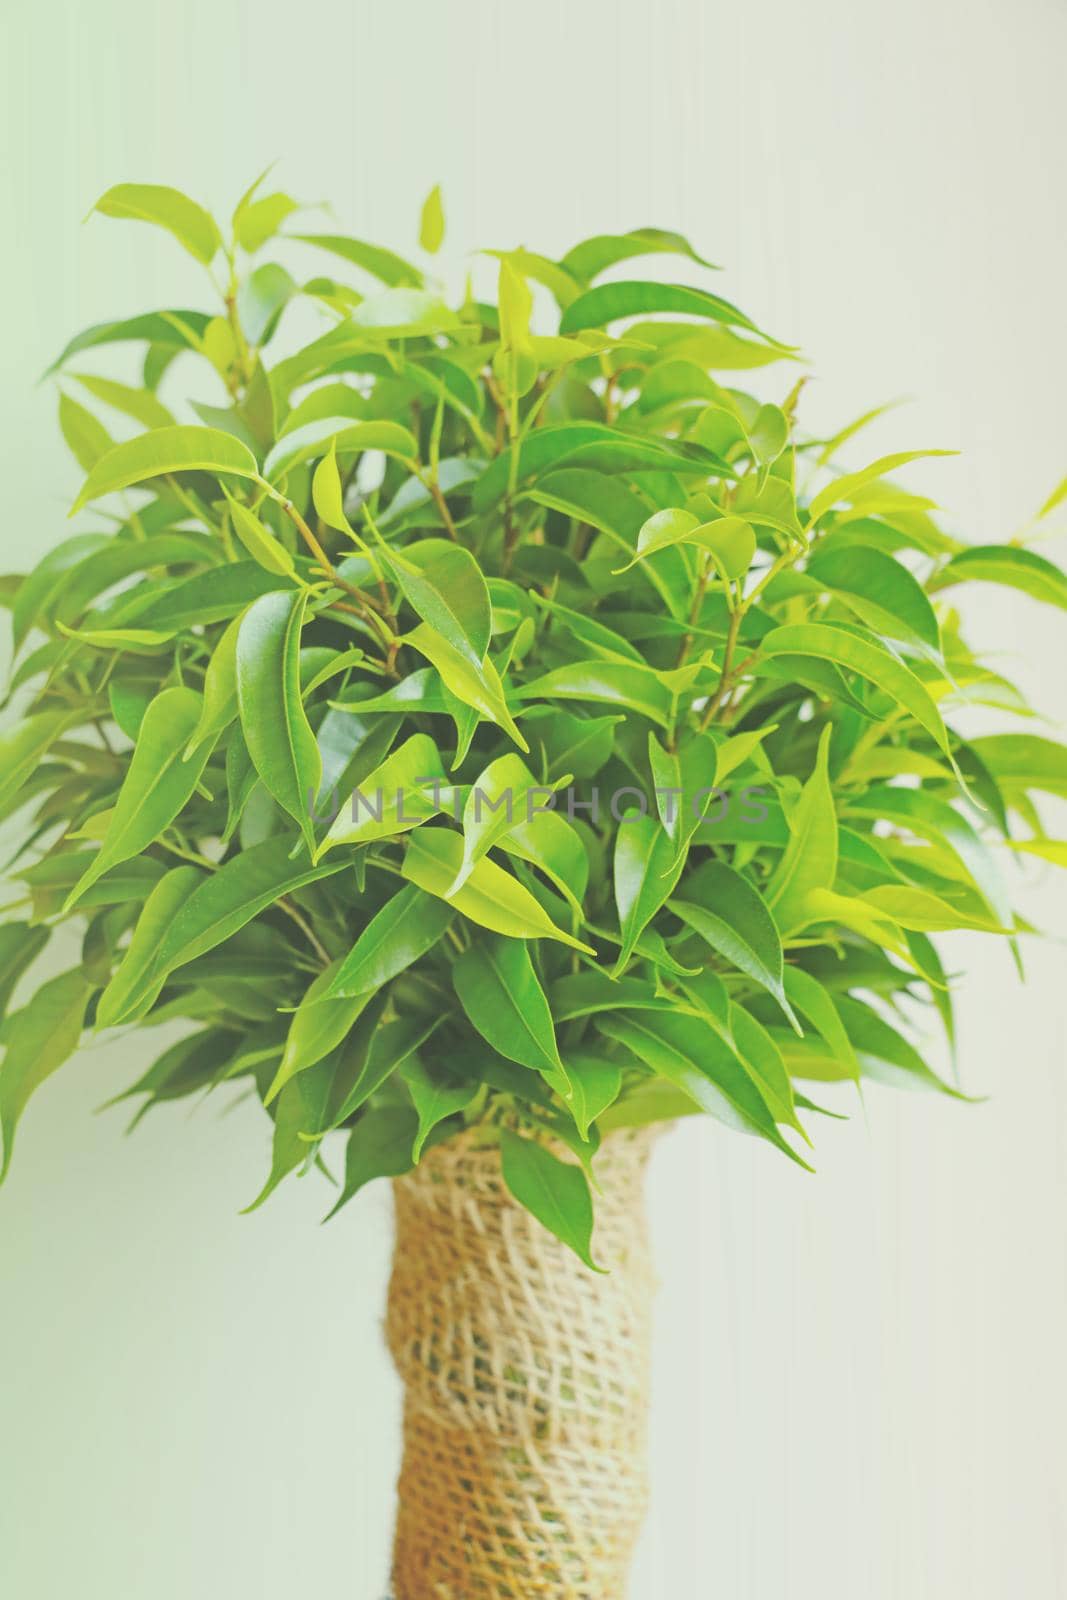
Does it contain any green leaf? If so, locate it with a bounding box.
[835,997,966,1097]
[966,735,1067,800]
[559,280,780,344]
[597,1010,809,1166]
[522,466,647,543]
[523,707,621,779]
[451,753,558,894]
[103,563,285,636]
[97,841,349,1027]
[266,961,376,1103]
[760,624,953,757]
[561,227,719,282]
[386,539,492,666]
[1038,474,1067,519]
[94,866,202,1028]
[45,310,212,376]
[238,263,298,346]
[598,1080,703,1130]
[0,925,50,1026]
[186,615,241,756]
[225,491,297,577]
[291,233,422,288]
[402,828,593,952]
[351,288,459,338]
[310,442,357,538]
[1006,838,1067,868]
[516,661,673,727]
[848,785,1012,931]
[500,810,589,921]
[0,711,74,813]
[783,967,861,1083]
[324,1108,421,1219]
[475,424,724,516]
[528,595,645,666]
[58,391,112,472]
[318,733,445,852]
[243,1073,322,1213]
[71,372,176,431]
[402,1057,475,1160]
[613,812,685,973]
[748,404,789,465]
[0,970,93,1181]
[234,184,299,254]
[404,623,528,752]
[90,183,221,264]
[328,885,454,996]
[263,418,417,482]
[71,425,259,512]
[321,1010,439,1134]
[551,971,679,1022]
[765,725,838,935]
[453,936,567,1092]
[862,885,1008,934]
[237,590,322,853]
[64,688,212,910]
[614,509,755,578]
[934,544,1067,611]
[807,450,955,524]
[726,1004,802,1132]
[713,727,775,786]
[499,1130,601,1270]
[419,185,445,253]
[671,863,799,1030]
[808,545,941,650]
[566,1056,623,1139]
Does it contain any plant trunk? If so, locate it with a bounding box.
[385,1128,658,1600]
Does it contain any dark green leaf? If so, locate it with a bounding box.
[671,862,799,1030]
[65,687,212,909]
[499,1130,601,1270]
[560,280,781,344]
[324,1108,421,1220]
[237,590,322,853]
[329,885,453,997]
[453,936,567,1092]
[1,970,93,1180]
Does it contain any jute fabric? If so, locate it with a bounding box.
[385,1128,658,1599]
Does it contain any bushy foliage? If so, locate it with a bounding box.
[2,177,1065,1260]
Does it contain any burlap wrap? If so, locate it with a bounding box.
[385,1128,658,1600]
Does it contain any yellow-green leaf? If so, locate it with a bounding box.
[90,183,221,264]
[71,425,260,512]
[419,185,445,253]
[64,687,212,910]
[404,623,528,751]
[402,828,592,952]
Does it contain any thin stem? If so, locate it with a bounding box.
[699,607,744,730]
[262,483,396,659]
[223,248,254,390]
[276,895,332,966]
[418,470,461,542]
[483,368,509,451]
[675,552,712,668]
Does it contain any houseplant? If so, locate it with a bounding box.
[2,175,1066,1598]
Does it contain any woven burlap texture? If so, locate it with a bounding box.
[385,1127,658,1600]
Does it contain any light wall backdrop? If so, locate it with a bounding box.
[1,2,1065,1596]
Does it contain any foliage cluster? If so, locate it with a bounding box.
[2,177,1065,1260]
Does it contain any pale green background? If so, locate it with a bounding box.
[1,2,1066,1597]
